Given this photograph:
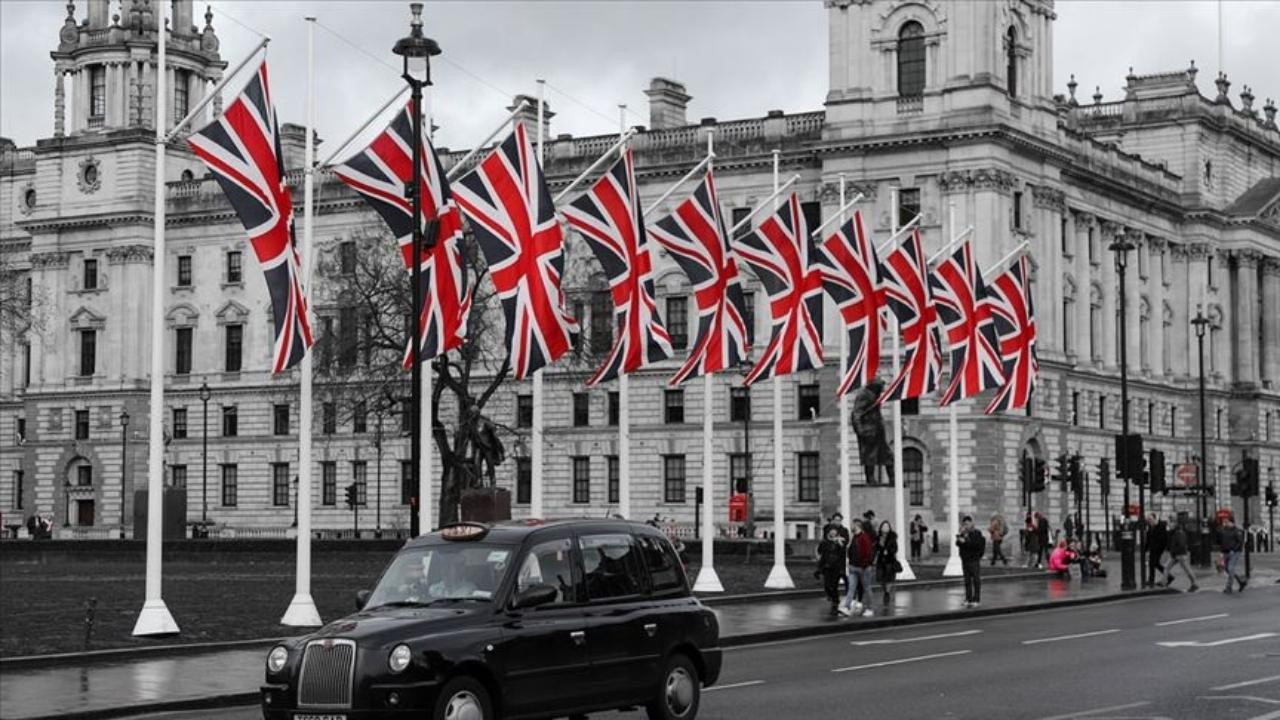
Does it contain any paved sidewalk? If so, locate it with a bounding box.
[0,560,1177,720]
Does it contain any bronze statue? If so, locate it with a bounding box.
[851,380,894,485]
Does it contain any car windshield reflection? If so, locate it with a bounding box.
[366,544,513,609]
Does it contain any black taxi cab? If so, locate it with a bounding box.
[261,519,722,720]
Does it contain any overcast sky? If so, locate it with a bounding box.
[2,1,1277,156]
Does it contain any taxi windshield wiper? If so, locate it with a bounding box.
[368,600,435,610]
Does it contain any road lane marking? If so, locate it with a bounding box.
[1157,632,1278,648]
[1213,675,1280,691]
[1035,701,1151,720]
[1246,711,1280,720]
[704,680,764,693]
[831,649,970,672]
[1022,629,1121,645]
[1200,695,1280,705]
[850,629,982,645]
[1154,613,1229,626]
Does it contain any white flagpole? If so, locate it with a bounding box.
[695,128,723,593]
[942,199,963,578]
[419,84,435,535]
[444,100,530,182]
[617,105,632,521]
[889,189,916,581]
[837,175,852,533]
[319,85,409,168]
[764,149,794,589]
[531,79,546,519]
[282,18,322,627]
[133,0,179,637]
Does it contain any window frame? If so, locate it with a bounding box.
[272,462,290,507]
[177,255,193,287]
[797,383,820,420]
[221,405,238,437]
[572,456,591,504]
[572,392,590,427]
[516,394,533,428]
[607,455,619,505]
[322,461,337,506]
[74,410,90,440]
[665,295,688,350]
[516,457,532,505]
[220,463,238,507]
[83,258,98,290]
[730,387,751,422]
[89,65,106,118]
[224,324,243,372]
[663,454,686,503]
[797,452,820,502]
[175,326,193,375]
[664,389,685,424]
[273,403,290,436]
[226,250,243,283]
[172,407,188,439]
[322,402,337,435]
[80,329,97,377]
[904,447,925,506]
[896,21,926,98]
[171,464,187,488]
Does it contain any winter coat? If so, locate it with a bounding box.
[1147,521,1169,556]
[1048,546,1077,573]
[1218,526,1245,553]
[817,538,846,572]
[909,521,927,543]
[988,519,1005,543]
[957,528,986,562]
[1036,517,1050,543]
[1168,526,1189,557]
[848,532,876,568]
[875,532,900,582]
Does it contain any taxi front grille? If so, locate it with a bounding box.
[297,639,355,708]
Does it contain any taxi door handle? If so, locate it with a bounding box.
[644,623,657,637]
[570,630,586,646]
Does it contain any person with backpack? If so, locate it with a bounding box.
[816,527,848,615]
[989,513,1009,566]
[1218,517,1247,594]
[841,520,877,617]
[1163,518,1198,592]
[957,515,986,607]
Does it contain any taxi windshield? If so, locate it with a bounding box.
[366,543,514,609]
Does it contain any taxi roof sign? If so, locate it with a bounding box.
[439,522,489,541]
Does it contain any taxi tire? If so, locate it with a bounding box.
[433,675,492,720]
[645,653,701,720]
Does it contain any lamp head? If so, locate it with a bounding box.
[120,409,130,427]
[392,2,441,85]
[199,381,212,402]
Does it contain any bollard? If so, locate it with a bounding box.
[83,597,97,651]
[1119,529,1136,591]
[931,529,939,554]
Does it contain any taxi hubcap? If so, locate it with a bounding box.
[444,690,483,720]
[665,667,694,717]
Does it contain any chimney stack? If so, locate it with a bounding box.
[278,123,320,171]
[645,77,691,130]
[509,94,553,145]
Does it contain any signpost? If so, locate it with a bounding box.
[1175,463,1197,487]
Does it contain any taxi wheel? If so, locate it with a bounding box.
[645,653,700,720]
[433,675,492,720]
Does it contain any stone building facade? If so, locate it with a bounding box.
[2,0,1278,540]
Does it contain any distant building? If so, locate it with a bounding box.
[2,0,1277,540]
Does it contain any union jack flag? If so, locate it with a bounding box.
[817,210,883,397]
[648,170,751,385]
[188,62,312,374]
[930,240,1005,406]
[562,149,672,385]
[877,228,941,404]
[981,254,1038,413]
[735,192,824,386]
[332,102,472,368]
[451,122,577,380]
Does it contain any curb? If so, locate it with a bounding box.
[21,692,261,720]
[699,568,1045,607]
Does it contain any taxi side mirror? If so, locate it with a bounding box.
[355,589,371,610]
[511,583,558,610]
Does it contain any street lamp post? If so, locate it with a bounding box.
[199,381,211,525]
[1191,308,1211,566]
[393,2,441,539]
[375,408,384,538]
[1110,235,1137,590]
[120,409,130,538]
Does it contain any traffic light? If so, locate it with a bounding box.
[344,482,358,509]
[1068,455,1083,498]
[1032,458,1047,493]
[1241,457,1260,497]
[1098,458,1111,496]
[1115,433,1144,480]
[1148,449,1166,494]
[1054,454,1070,490]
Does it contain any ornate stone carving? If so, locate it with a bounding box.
[1031,185,1066,212]
[104,244,153,264]
[201,5,220,53]
[17,181,36,216]
[30,251,70,269]
[1185,242,1212,259]
[58,2,79,50]
[1168,242,1189,260]
[970,167,1016,194]
[1233,249,1262,267]
[1261,256,1280,278]
[937,170,971,194]
[77,156,102,194]
[848,182,877,201]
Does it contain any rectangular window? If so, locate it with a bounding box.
[666,296,688,350]
[80,329,96,376]
[1097,396,1106,430]
[171,465,187,489]
[338,306,358,369]
[1147,401,1154,436]
[90,65,106,117]
[730,387,751,422]
[77,465,93,486]
[400,398,411,434]
[272,463,290,507]
[742,291,755,343]
[172,407,188,439]
[322,462,337,506]
[226,250,243,283]
[798,383,820,420]
[1170,407,1177,438]
[1071,391,1079,426]
[319,316,334,371]
[339,241,357,275]
[516,457,531,505]
[730,453,750,494]
[75,409,89,440]
[571,300,585,351]
[13,470,23,509]
[797,452,820,502]
[22,342,30,386]
[607,455,619,504]
[1087,226,1096,264]
[573,392,590,427]
[173,69,190,121]
[222,405,238,437]
[1060,217,1069,256]
[663,455,686,503]
[16,417,25,442]
[664,389,684,424]
[224,324,243,372]
[273,403,290,436]
[352,461,367,505]
[400,460,412,505]
[516,394,533,428]
[175,327,193,375]
[322,402,336,435]
[83,258,98,290]
[905,449,924,506]
[352,401,367,433]
[572,456,591,504]
[177,255,192,286]
[1013,191,1024,230]
[220,464,238,506]
[899,188,921,228]
[590,290,613,353]
[901,397,919,416]
[607,391,619,426]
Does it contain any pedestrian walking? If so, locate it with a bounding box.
[909,515,927,561]
[822,513,851,544]
[989,513,1009,566]
[1163,518,1198,592]
[1218,517,1247,594]
[1035,512,1051,568]
[1064,514,1075,541]
[841,520,877,617]
[957,515,986,607]
[1145,514,1168,588]
[816,527,847,615]
[874,520,901,610]
[1023,512,1038,567]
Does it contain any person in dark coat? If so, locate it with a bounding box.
[816,527,848,614]
[1218,517,1247,594]
[874,521,900,609]
[909,515,927,561]
[1146,514,1169,587]
[842,521,877,617]
[957,515,986,607]
[1035,512,1051,568]
[1163,518,1198,592]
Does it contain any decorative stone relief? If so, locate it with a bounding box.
[30,251,70,269]
[105,245,153,264]
[1032,185,1066,212]
[18,182,37,216]
[77,156,102,194]
[937,168,1016,195]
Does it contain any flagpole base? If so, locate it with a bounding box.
[942,548,963,578]
[693,566,724,593]
[763,563,795,590]
[896,554,917,581]
[280,593,323,627]
[131,599,180,637]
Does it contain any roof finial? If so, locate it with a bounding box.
[1093,86,1103,105]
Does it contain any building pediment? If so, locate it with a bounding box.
[215,300,250,324]
[166,303,200,327]
[68,306,106,329]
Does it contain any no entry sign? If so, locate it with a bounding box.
[1175,463,1198,487]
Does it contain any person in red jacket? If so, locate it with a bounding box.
[841,520,877,617]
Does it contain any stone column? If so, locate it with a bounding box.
[1167,243,1190,378]
[1073,212,1092,362]
[1211,249,1231,381]
[1100,221,1120,369]
[54,67,66,137]
[1033,186,1066,357]
[1233,251,1261,386]
[1149,237,1167,378]
[1124,229,1143,377]
[1263,257,1280,386]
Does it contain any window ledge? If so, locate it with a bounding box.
[69,287,107,296]
[221,281,245,290]
[221,372,241,381]
[171,284,195,293]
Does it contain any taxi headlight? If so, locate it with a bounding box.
[266,645,289,673]
[388,643,412,674]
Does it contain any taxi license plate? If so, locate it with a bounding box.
[294,715,346,720]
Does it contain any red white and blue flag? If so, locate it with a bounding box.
[930,240,1006,406]
[981,254,1038,413]
[451,122,577,380]
[332,102,472,368]
[735,192,825,386]
[817,209,883,397]
[648,170,752,385]
[562,149,672,385]
[188,62,313,374]
[877,228,941,404]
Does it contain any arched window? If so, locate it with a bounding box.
[903,447,924,506]
[897,22,926,97]
[1005,27,1018,97]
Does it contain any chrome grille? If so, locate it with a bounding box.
[297,639,355,708]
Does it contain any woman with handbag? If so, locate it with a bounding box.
[874,520,901,611]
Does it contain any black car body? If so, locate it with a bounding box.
[261,519,721,720]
